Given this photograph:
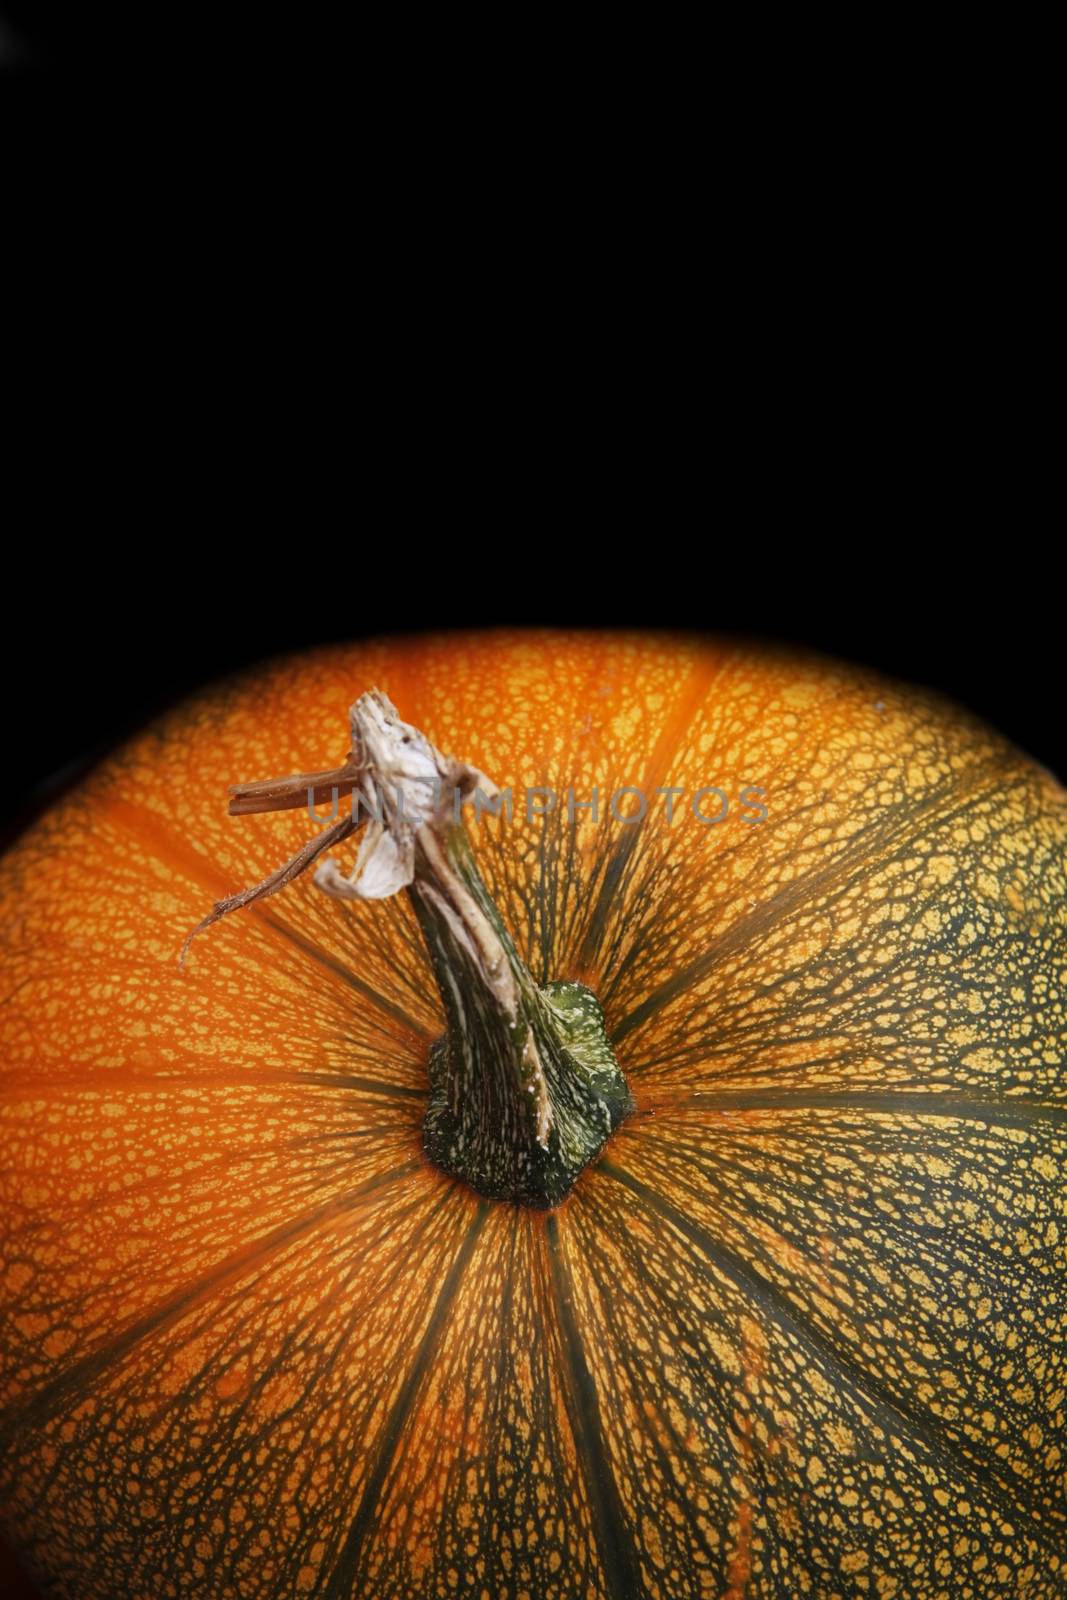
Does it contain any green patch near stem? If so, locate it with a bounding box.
[415,826,633,1209]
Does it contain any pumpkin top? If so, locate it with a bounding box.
[189,685,636,1208]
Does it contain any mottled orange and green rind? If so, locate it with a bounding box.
[0,631,1064,1599]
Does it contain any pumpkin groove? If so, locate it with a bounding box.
[544,1211,645,1600]
[0,629,1064,1599]
[328,1201,490,1599]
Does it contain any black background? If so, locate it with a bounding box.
[3,14,1057,839]
[2,553,1061,848]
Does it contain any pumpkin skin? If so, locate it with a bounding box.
[0,628,1064,1600]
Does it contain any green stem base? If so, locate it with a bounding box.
[423,978,633,1209]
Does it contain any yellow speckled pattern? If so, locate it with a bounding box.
[0,630,1064,1599]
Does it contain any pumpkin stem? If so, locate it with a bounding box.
[191,689,632,1208]
[315,692,634,1208]
[412,820,632,1209]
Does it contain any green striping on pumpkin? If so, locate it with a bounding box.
[0,630,1064,1600]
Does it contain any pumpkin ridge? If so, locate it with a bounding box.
[576,670,918,1011]
[575,651,727,976]
[203,907,433,1042]
[507,632,622,984]
[612,755,1028,1049]
[598,1160,1067,1555]
[683,1143,1058,1401]
[589,791,825,1016]
[323,1202,489,1599]
[98,796,434,1043]
[0,1115,414,1222]
[544,1212,644,1600]
[0,1161,420,1453]
[625,1128,1021,1308]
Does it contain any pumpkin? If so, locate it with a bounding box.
[0,629,1064,1600]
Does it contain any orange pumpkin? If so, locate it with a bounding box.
[0,629,1064,1599]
